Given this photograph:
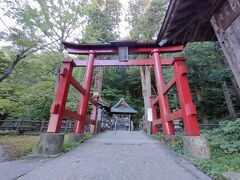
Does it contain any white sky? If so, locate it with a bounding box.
[0,0,130,47]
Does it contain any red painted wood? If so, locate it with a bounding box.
[66,45,184,55]
[163,77,176,95]
[73,51,95,134]
[70,76,86,95]
[152,49,175,135]
[153,119,162,126]
[152,96,159,105]
[173,58,200,136]
[168,110,182,121]
[47,61,75,133]
[63,109,82,120]
[73,59,175,67]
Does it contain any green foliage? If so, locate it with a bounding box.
[161,119,240,179]
[193,151,240,179]
[1,0,87,51]
[0,51,10,74]
[0,51,62,119]
[102,67,144,120]
[204,119,240,153]
[63,133,93,152]
[185,42,239,120]
[168,133,184,154]
[154,120,240,179]
[155,132,163,141]
[127,0,166,40]
[82,0,121,42]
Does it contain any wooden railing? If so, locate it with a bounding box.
[0,119,75,135]
[0,118,225,135]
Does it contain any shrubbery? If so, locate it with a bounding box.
[155,119,240,179]
[204,119,240,153]
[193,119,240,179]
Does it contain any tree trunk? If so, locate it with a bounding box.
[221,51,240,99]
[231,77,240,99]
[93,67,104,97]
[195,87,209,129]
[222,80,236,118]
[140,66,152,135]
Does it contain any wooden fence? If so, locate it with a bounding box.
[0,118,224,135]
[0,119,75,135]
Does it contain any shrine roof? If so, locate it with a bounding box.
[156,0,225,46]
[111,98,137,114]
[98,98,110,109]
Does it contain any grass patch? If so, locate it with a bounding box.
[0,133,93,161]
[155,132,184,154]
[63,133,92,152]
[168,132,184,155]
[0,135,39,160]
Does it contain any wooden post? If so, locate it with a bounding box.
[222,81,236,118]
[90,94,99,134]
[73,51,95,134]
[15,119,22,134]
[173,58,200,136]
[64,120,69,133]
[128,114,131,131]
[210,1,240,89]
[47,61,75,133]
[152,49,175,135]
[40,120,45,133]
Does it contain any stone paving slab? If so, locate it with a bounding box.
[0,158,49,180]
[13,131,211,180]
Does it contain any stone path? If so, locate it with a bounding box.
[0,131,211,180]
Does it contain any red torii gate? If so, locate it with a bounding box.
[47,41,200,136]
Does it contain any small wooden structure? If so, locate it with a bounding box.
[111,98,137,131]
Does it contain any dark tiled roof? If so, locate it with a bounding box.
[98,98,110,108]
[111,98,137,114]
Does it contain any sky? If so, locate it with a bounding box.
[0,0,130,47]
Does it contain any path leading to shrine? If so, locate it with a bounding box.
[0,131,211,180]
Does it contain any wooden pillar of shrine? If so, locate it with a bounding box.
[210,0,240,88]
